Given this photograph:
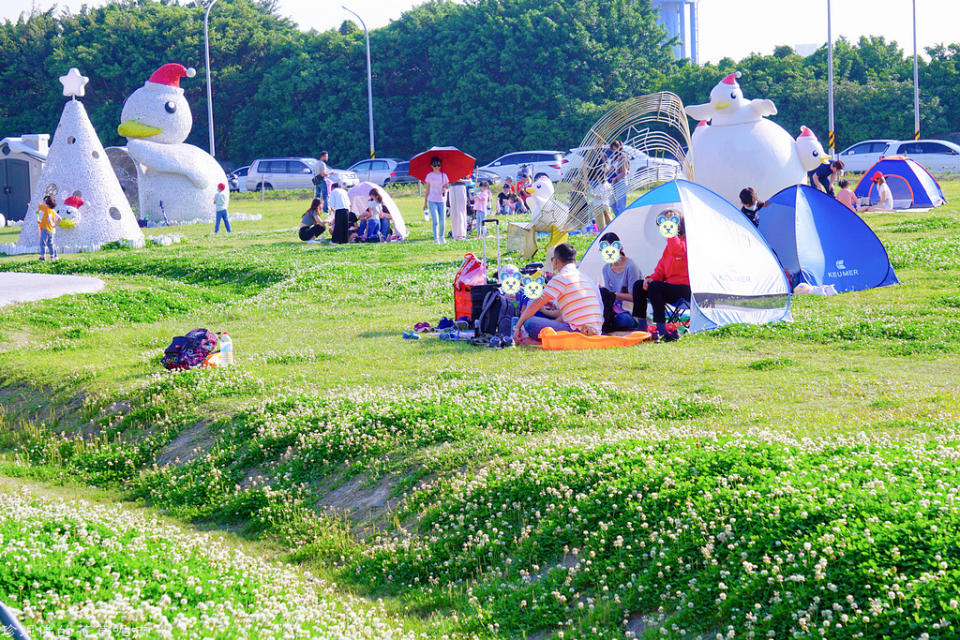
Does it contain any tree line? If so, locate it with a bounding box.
[1,0,958,167]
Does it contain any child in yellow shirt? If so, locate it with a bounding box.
[36,195,61,261]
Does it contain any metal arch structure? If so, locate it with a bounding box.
[551,92,693,232]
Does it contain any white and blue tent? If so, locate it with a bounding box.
[580,180,792,333]
[760,184,898,292]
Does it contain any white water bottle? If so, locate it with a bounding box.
[220,332,233,366]
[423,207,430,221]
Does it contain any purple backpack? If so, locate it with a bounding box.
[162,328,218,370]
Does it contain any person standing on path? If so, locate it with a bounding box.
[423,156,450,244]
[314,151,333,212]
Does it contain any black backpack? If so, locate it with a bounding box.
[162,328,218,370]
[476,291,521,337]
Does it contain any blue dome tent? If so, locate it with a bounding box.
[580,180,791,333]
[853,156,945,210]
[759,185,898,293]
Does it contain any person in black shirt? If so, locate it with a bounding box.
[738,187,769,226]
[807,160,844,197]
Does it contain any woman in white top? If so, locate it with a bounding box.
[863,171,894,211]
[422,156,450,244]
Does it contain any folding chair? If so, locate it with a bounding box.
[665,298,690,326]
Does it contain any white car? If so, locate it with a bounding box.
[346,158,403,186]
[891,139,960,173]
[562,145,681,181]
[480,150,567,182]
[228,165,249,192]
[838,138,960,173]
[836,139,898,172]
[247,157,358,191]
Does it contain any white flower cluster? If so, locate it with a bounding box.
[0,489,420,640]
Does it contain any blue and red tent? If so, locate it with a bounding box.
[854,156,945,209]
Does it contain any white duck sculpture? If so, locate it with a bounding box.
[526,176,570,248]
[685,71,827,205]
[118,63,227,223]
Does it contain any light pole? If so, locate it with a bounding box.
[827,0,835,158]
[912,0,920,140]
[204,0,219,157]
[343,5,375,158]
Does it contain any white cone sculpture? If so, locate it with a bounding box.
[118,63,227,224]
[15,68,144,253]
[685,71,828,205]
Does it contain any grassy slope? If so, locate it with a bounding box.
[1,181,959,639]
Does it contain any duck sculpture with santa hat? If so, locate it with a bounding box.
[685,71,829,206]
[118,63,227,224]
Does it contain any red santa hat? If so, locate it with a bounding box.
[63,195,84,208]
[148,63,197,88]
[721,71,742,86]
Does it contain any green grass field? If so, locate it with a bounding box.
[1,180,958,639]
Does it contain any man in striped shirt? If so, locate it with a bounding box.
[514,243,604,342]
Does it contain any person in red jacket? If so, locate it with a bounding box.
[634,208,690,342]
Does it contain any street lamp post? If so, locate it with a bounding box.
[204,0,219,157]
[912,0,920,140]
[343,5,375,158]
[827,0,835,158]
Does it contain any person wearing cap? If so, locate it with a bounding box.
[497,182,514,215]
[807,160,844,198]
[863,172,894,212]
[213,182,231,233]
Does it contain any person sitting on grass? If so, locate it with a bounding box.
[597,232,642,333]
[299,197,326,243]
[497,183,514,215]
[357,188,392,242]
[738,186,769,227]
[641,208,690,343]
[513,242,603,343]
[862,172,894,212]
[835,178,858,212]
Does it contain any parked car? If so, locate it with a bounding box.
[247,157,358,191]
[562,145,681,181]
[382,161,419,186]
[227,165,249,192]
[328,166,360,189]
[347,157,404,186]
[473,167,500,184]
[838,138,960,173]
[480,150,567,182]
[891,139,960,173]
[836,139,899,172]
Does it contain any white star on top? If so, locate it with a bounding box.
[59,68,89,98]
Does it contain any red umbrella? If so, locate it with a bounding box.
[409,146,476,183]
